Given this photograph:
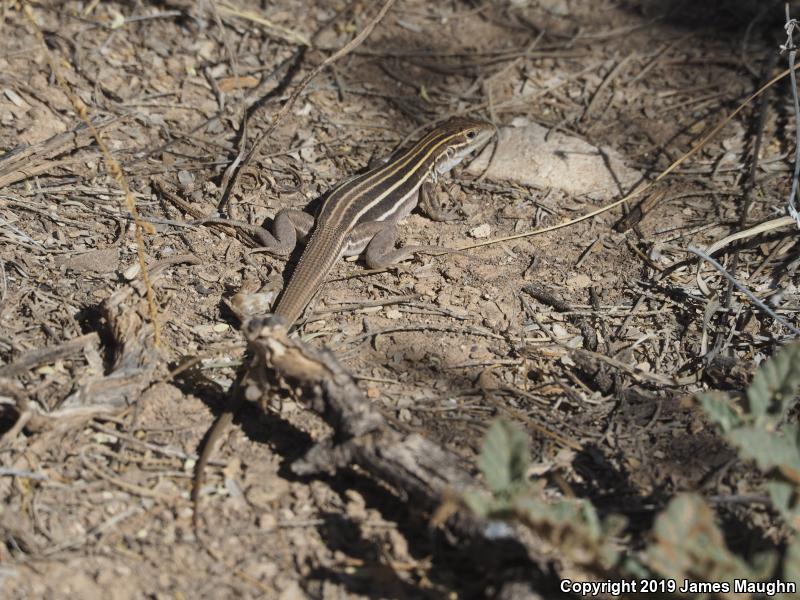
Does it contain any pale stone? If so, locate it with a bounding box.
[468,124,641,198]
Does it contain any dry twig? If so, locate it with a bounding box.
[22,3,161,345]
[218,0,397,211]
[687,246,800,338]
[456,62,800,253]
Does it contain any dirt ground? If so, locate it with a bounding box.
[1,0,799,598]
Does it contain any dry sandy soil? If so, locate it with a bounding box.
[1,0,799,598]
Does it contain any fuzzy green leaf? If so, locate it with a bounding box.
[746,343,800,422]
[699,391,742,432]
[511,495,621,568]
[766,480,800,532]
[478,419,530,495]
[782,537,800,598]
[646,494,764,583]
[462,490,493,517]
[727,426,800,474]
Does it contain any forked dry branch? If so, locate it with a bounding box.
[0,117,115,189]
[191,315,556,593]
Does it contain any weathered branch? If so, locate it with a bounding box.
[240,317,487,528]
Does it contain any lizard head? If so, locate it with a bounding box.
[433,117,495,175]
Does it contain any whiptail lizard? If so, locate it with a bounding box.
[192,117,494,524]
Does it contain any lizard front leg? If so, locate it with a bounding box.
[418,181,461,222]
[346,221,440,269]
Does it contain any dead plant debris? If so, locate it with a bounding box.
[1,1,798,597]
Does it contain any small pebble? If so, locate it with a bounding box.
[469,223,492,239]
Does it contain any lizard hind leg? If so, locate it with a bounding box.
[251,209,315,255]
[274,209,315,246]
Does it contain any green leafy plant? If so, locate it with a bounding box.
[639,342,800,597]
[699,343,800,530]
[465,344,800,596]
[643,493,773,593]
[464,419,624,576]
